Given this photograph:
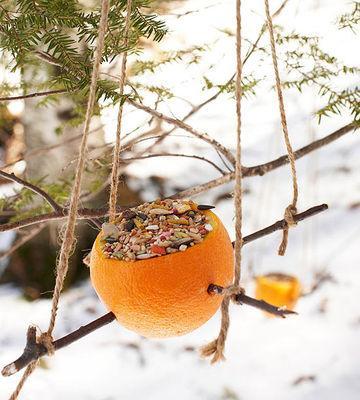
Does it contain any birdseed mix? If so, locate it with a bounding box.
[100,199,214,262]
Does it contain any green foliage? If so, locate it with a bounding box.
[0,0,167,95]
[131,45,208,75]
[276,31,360,122]
[337,1,360,32]
[203,75,261,98]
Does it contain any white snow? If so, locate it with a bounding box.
[1,0,359,399]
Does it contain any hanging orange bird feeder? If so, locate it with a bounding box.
[255,272,301,315]
[90,198,234,338]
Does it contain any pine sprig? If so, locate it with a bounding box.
[0,0,167,96]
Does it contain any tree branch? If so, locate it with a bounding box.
[1,313,116,377]
[126,98,237,167]
[0,121,348,233]
[174,122,356,198]
[241,204,328,245]
[0,224,45,261]
[122,152,227,175]
[207,284,297,318]
[0,207,125,232]
[0,89,67,102]
[0,170,62,212]
[2,279,296,377]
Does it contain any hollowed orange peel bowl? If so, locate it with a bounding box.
[90,210,234,338]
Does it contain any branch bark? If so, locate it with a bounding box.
[0,89,67,102]
[174,122,356,198]
[0,224,45,261]
[0,170,63,212]
[126,98,237,167]
[207,284,297,317]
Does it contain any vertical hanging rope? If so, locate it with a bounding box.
[108,0,133,222]
[200,0,243,363]
[8,1,111,399]
[263,0,299,256]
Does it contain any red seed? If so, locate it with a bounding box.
[151,245,166,255]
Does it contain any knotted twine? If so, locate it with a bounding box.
[108,0,133,222]
[200,0,244,363]
[264,0,299,256]
[8,1,111,398]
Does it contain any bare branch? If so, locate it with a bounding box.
[0,122,350,232]
[2,272,296,376]
[245,123,357,177]
[241,204,328,245]
[123,153,227,175]
[0,207,126,232]
[126,98,237,167]
[0,224,45,261]
[174,123,356,198]
[0,89,67,102]
[0,170,62,212]
[207,284,297,318]
[1,313,116,377]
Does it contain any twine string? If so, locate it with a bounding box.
[8,1,111,398]
[200,0,243,363]
[108,0,133,222]
[263,0,298,256]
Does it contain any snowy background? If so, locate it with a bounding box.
[1,0,359,399]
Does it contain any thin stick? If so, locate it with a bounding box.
[0,170,62,212]
[0,89,67,102]
[0,225,45,261]
[123,153,227,175]
[127,98,237,167]
[174,122,355,198]
[241,204,328,246]
[2,313,116,377]
[0,207,127,233]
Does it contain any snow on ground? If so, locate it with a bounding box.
[1,0,359,399]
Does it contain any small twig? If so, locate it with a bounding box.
[0,89,67,102]
[0,170,62,212]
[174,122,356,198]
[0,224,45,261]
[207,284,297,318]
[123,153,227,175]
[127,98,237,167]
[2,313,116,377]
[0,207,126,232]
[241,204,328,246]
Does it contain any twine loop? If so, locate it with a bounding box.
[278,203,297,256]
[38,331,55,356]
[284,204,297,227]
[222,284,245,303]
[200,285,244,363]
